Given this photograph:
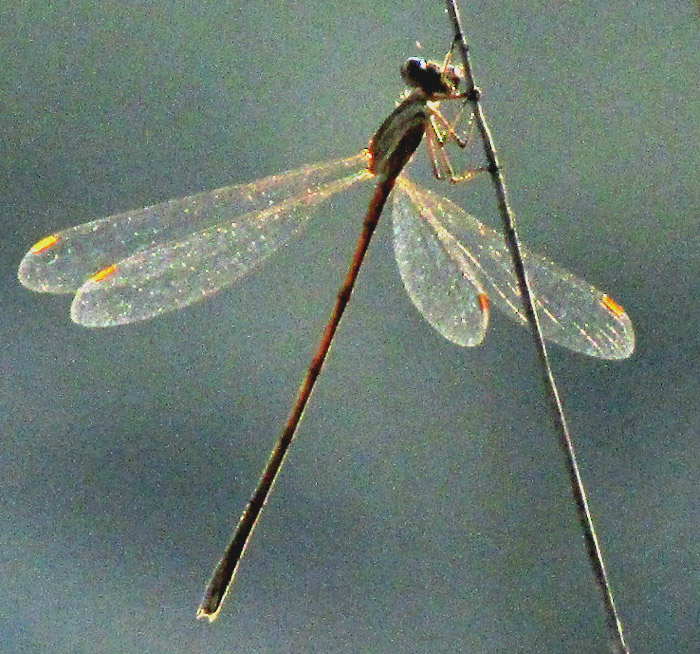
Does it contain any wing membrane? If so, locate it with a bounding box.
[18,154,371,326]
[18,154,368,295]
[19,151,635,358]
[394,177,635,359]
[393,177,489,347]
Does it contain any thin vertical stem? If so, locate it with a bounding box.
[444,2,630,652]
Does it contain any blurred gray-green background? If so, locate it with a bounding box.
[2,2,699,652]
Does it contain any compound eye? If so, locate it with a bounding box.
[401,57,427,87]
[406,57,427,70]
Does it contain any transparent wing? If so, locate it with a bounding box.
[394,177,635,359]
[392,178,489,347]
[18,154,371,327]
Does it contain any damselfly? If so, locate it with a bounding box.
[17,55,635,621]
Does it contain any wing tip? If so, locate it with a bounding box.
[30,234,59,254]
[88,263,118,284]
[599,294,636,360]
[600,294,626,318]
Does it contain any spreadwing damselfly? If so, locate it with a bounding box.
[18,54,634,622]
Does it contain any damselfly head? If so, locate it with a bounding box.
[401,57,464,98]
